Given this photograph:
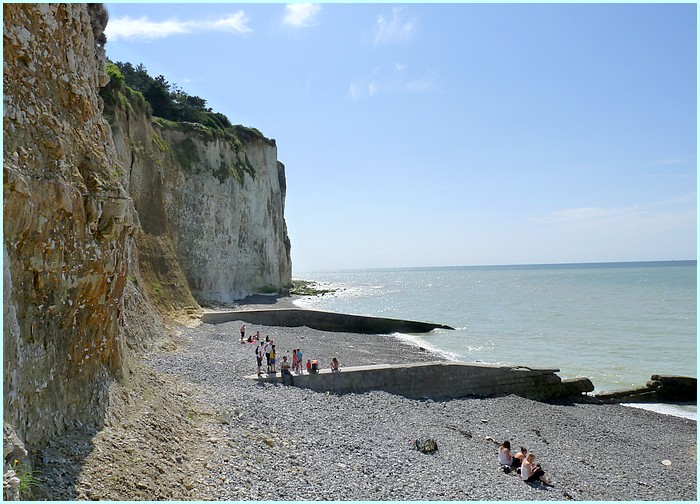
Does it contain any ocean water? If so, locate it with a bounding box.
[294,261,697,420]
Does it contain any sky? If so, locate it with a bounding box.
[103,2,697,273]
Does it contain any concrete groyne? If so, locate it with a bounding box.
[202,308,454,334]
[246,361,594,401]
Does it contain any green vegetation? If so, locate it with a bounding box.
[257,285,281,295]
[151,131,168,152]
[99,60,272,183]
[100,63,149,119]
[289,280,337,297]
[172,137,199,173]
[12,460,43,499]
[111,61,232,130]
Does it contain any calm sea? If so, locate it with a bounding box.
[293,261,697,420]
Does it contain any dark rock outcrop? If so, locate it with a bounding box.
[594,375,696,403]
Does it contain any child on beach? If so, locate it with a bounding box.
[330,357,340,372]
[292,349,299,373]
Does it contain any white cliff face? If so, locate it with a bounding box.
[110,105,292,305]
[160,129,292,303]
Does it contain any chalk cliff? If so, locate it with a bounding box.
[106,89,292,306]
[3,1,292,467]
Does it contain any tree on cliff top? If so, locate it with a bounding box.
[108,60,232,130]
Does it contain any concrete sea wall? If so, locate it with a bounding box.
[248,361,594,401]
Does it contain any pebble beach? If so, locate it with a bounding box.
[141,314,697,501]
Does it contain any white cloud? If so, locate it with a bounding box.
[374,7,414,46]
[348,65,439,100]
[283,4,321,28]
[105,12,252,42]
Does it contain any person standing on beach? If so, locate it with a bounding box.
[292,349,299,373]
[240,324,246,343]
[296,349,303,373]
[256,342,264,376]
[264,341,271,372]
[269,344,277,373]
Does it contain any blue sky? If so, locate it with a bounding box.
[104,3,696,273]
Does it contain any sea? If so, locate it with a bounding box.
[293,261,697,421]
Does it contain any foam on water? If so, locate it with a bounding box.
[623,402,697,421]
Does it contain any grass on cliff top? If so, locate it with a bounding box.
[152,117,270,147]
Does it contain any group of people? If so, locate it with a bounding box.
[245,325,344,380]
[255,337,277,375]
[240,325,261,344]
[498,440,552,486]
[253,338,339,378]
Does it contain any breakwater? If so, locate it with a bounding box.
[247,361,594,401]
[202,308,454,334]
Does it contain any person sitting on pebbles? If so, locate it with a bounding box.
[513,446,527,469]
[280,355,293,385]
[330,357,340,372]
[520,452,552,486]
[498,440,514,472]
[309,359,319,374]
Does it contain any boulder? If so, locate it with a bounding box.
[652,375,696,402]
[414,437,438,454]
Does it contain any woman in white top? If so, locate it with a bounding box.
[498,440,513,467]
[520,453,552,485]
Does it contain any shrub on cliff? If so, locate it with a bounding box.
[100,63,148,119]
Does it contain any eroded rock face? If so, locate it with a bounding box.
[3,3,135,448]
[3,2,293,456]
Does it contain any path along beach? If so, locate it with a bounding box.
[38,302,696,500]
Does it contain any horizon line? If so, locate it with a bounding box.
[293,259,697,275]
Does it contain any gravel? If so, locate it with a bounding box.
[139,319,697,501]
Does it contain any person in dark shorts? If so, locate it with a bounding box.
[255,343,264,376]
